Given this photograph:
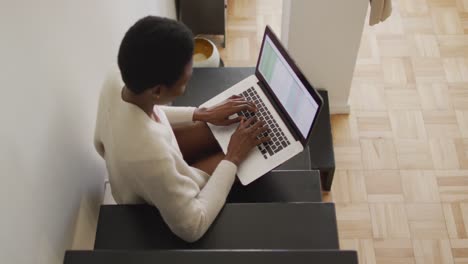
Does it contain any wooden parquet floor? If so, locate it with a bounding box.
[220,0,468,263]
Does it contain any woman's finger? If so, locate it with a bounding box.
[224,116,243,125]
[252,125,269,138]
[231,99,256,107]
[242,117,256,128]
[255,136,272,145]
[228,99,248,107]
[229,95,243,100]
[235,103,257,113]
[247,120,265,132]
[225,104,249,117]
[230,97,248,102]
[236,117,245,129]
[255,126,269,135]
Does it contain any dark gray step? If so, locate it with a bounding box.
[226,170,322,203]
[94,203,339,250]
[64,250,357,264]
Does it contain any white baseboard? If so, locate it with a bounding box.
[103,182,117,205]
[71,195,100,249]
[330,103,350,114]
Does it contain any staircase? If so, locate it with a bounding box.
[63,68,356,263]
[64,169,356,263]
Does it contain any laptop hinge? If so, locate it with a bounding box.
[257,81,301,142]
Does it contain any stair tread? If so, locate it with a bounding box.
[226,170,322,203]
[94,203,339,250]
[65,250,357,264]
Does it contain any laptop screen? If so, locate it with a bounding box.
[258,35,319,138]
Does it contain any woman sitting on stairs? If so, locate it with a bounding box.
[94,16,269,242]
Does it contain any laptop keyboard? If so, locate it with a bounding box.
[237,87,291,159]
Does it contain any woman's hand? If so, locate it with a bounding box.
[224,117,271,166]
[193,95,257,126]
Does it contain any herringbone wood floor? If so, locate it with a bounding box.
[220,0,468,263]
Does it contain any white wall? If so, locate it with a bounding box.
[281,0,368,113]
[0,1,175,263]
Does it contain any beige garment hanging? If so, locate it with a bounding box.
[369,0,392,26]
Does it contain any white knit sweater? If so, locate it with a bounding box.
[94,71,237,242]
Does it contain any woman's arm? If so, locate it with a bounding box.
[135,156,237,243]
[159,105,196,125]
[160,95,257,126]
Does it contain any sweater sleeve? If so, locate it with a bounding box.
[136,158,237,242]
[159,106,196,125]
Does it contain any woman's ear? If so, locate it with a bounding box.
[149,85,162,101]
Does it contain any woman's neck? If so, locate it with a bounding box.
[121,86,154,118]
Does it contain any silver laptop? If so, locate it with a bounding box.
[200,26,324,185]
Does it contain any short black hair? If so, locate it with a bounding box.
[118,16,194,94]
